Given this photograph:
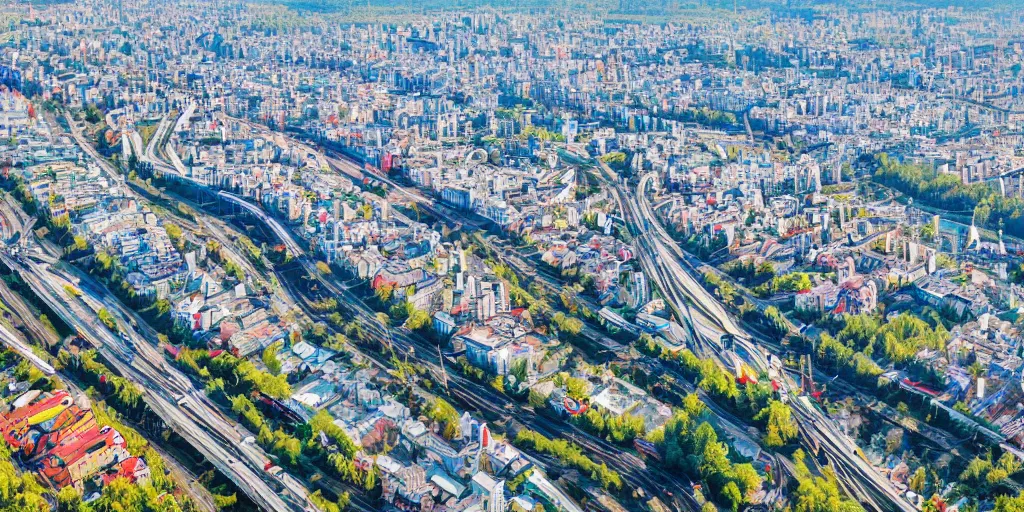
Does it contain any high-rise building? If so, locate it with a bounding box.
[487,478,505,512]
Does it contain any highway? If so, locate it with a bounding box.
[0,268,219,512]
[0,316,55,375]
[56,111,316,512]
[602,165,915,512]
[4,252,306,512]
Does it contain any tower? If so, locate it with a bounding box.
[487,478,505,512]
[330,199,340,263]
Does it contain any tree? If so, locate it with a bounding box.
[363,466,378,492]
[270,429,302,467]
[164,223,183,248]
[792,469,863,512]
[720,481,743,511]
[967,360,985,397]
[761,272,813,295]
[551,312,583,339]
[754,400,798,448]
[996,492,1024,512]
[89,477,150,512]
[262,340,283,376]
[513,429,622,492]
[316,261,332,275]
[311,297,339,313]
[98,308,118,331]
[309,409,358,458]
[564,376,589,400]
[375,283,395,303]
[732,463,762,500]
[213,494,238,509]
[528,390,548,409]
[909,467,926,494]
[600,151,627,169]
[230,394,266,432]
[974,203,992,227]
[426,398,460,439]
[490,375,505,393]
[56,486,81,511]
[405,308,431,331]
[70,235,88,252]
[697,425,731,480]
[756,261,776,278]
[85,105,103,124]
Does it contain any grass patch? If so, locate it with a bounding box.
[137,122,159,148]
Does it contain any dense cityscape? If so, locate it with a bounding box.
[0,0,1023,511]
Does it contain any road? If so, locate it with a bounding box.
[5,252,306,512]
[0,274,218,512]
[604,166,914,512]
[56,111,315,512]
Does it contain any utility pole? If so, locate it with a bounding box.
[808,353,814,394]
[437,344,449,393]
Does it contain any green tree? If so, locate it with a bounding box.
[98,308,118,331]
[564,376,589,400]
[56,485,81,511]
[262,340,283,376]
[720,481,743,511]
[164,222,183,248]
[754,400,798,448]
[375,283,395,303]
[230,394,266,432]
[996,492,1024,512]
[309,409,358,458]
[405,307,431,331]
[732,463,762,500]
[213,493,238,509]
[790,449,864,512]
[792,470,863,512]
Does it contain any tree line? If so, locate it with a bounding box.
[872,152,1024,239]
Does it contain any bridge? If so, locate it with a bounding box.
[846,226,898,249]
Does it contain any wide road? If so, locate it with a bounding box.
[607,166,914,512]
[5,253,305,512]
[58,111,314,512]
